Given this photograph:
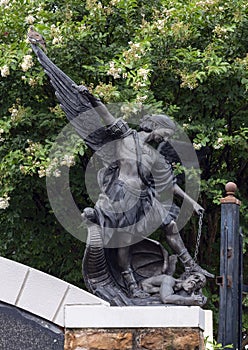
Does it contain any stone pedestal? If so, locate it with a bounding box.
[64,305,212,350]
[65,327,204,350]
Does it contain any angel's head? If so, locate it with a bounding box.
[140,114,175,143]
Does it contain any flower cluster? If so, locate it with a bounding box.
[182,123,189,130]
[8,102,25,123]
[37,166,46,178]
[235,54,248,70]
[193,142,202,150]
[45,158,60,177]
[213,25,229,39]
[9,106,18,118]
[52,169,61,177]
[180,71,198,90]
[44,154,76,178]
[0,0,9,7]
[0,195,10,210]
[60,154,75,167]
[0,128,5,142]
[25,139,40,156]
[123,41,146,65]
[28,78,37,87]
[94,82,120,102]
[52,36,63,45]
[156,19,166,31]
[107,61,122,79]
[1,65,10,77]
[65,9,73,20]
[86,0,103,11]
[196,0,216,7]
[25,15,35,24]
[120,102,143,119]
[8,103,21,122]
[171,22,190,41]
[213,133,224,149]
[135,94,148,103]
[50,24,63,45]
[137,68,150,81]
[21,55,34,72]
[133,81,147,90]
[110,0,120,5]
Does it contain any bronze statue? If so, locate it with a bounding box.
[29,33,213,306]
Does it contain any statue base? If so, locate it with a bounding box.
[64,305,213,350]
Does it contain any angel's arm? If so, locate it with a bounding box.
[173,184,204,215]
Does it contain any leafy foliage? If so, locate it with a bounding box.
[0,0,248,339]
[205,337,233,350]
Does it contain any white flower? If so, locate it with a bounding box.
[0,196,10,209]
[0,0,9,6]
[53,169,61,177]
[60,155,75,167]
[196,0,215,5]
[107,61,122,79]
[0,128,4,134]
[213,137,224,149]
[1,65,10,77]
[25,15,35,24]
[21,55,34,72]
[110,0,120,5]
[28,78,37,87]
[19,165,26,174]
[137,68,150,80]
[52,36,63,45]
[132,43,140,49]
[157,19,165,30]
[193,142,201,150]
[120,104,133,114]
[10,108,18,117]
[51,24,61,35]
[136,95,148,102]
[38,167,46,178]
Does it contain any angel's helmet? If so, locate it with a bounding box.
[140,114,176,133]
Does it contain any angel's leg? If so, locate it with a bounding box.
[117,234,149,298]
[163,221,214,278]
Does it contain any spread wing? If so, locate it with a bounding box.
[30,44,114,153]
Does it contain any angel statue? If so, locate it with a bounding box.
[29,30,213,306]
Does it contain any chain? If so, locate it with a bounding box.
[193,211,204,262]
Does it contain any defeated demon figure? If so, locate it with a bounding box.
[141,271,207,306]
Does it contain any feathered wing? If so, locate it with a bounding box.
[30,44,114,153]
